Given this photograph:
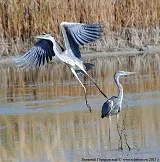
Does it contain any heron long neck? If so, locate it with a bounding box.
[50,37,63,57]
[114,75,123,104]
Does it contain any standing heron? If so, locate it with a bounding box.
[101,70,135,150]
[14,22,107,113]
[101,71,135,118]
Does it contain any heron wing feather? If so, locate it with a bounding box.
[101,96,117,118]
[14,39,56,69]
[60,22,104,59]
[66,23,104,45]
[101,99,112,117]
[61,25,81,58]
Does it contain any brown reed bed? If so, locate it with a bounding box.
[0,0,160,56]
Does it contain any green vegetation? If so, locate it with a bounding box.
[0,0,160,56]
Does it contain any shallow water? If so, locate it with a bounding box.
[0,53,160,161]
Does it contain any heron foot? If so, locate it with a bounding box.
[118,146,123,151]
[87,104,92,113]
[127,145,131,151]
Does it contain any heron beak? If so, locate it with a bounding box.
[124,72,136,75]
[34,35,44,39]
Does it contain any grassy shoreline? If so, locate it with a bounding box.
[0,47,160,68]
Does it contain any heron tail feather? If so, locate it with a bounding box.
[75,62,94,76]
[83,62,94,71]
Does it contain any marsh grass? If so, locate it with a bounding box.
[0,0,160,56]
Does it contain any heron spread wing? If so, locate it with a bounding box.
[14,39,56,69]
[60,22,104,58]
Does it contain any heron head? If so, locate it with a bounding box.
[114,70,136,78]
[35,33,53,40]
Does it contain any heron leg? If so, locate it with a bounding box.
[108,116,111,149]
[83,70,108,99]
[70,68,92,113]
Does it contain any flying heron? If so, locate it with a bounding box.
[14,22,108,113]
[101,70,135,150]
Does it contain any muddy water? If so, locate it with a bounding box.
[0,53,160,161]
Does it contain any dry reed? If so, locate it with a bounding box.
[0,0,160,56]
